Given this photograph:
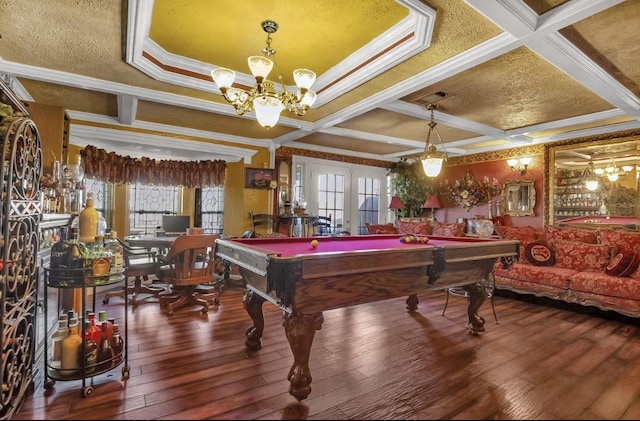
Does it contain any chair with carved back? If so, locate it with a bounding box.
[248,210,277,235]
[155,234,219,315]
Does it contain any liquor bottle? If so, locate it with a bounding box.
[89,235,112,277]
[87,312,102,346]
[60,321,82,373]
[49,229,68,269]
[104,231,124,272]
[50,319,69,369]
[97,322,115,371]
[110,323,124,366]
[81,320,98,373]
[79,192,100,244]
[98,310,113,340]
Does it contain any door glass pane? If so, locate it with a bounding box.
[317,172,345,233]
[357,177,381,234]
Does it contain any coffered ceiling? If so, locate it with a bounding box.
[1,0,639,164]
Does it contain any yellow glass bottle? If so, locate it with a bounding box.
[79,192,100,244]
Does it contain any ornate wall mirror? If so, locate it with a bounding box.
[546,136,640,226]
[503,179,536,216]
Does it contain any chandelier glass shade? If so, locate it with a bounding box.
[210,20,317,128]
[420,104,448,177]
[583,161,599,191]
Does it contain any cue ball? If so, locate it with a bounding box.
[311,239,319,248]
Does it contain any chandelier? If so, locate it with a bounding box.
[594,158,632,182]
[420,104,448,177]
[210,20,317,128]
[583,161,599,191]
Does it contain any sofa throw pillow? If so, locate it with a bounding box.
[431,221,465,237]
[552,239,614,272]
[495,225,537,262]
[524,242,555,266]
[606,251,640,277]
[545,225,598,244]
[397,220,431,235]
[599,229,640,255]
[364,222,397,235]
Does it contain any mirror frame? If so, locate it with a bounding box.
[545,133,640,226]
[502,179,536,216]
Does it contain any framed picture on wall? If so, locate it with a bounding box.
[245,168,277,189]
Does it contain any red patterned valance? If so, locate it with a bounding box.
[80,145,226,188]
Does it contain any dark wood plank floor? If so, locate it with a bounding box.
[14,285,640,420]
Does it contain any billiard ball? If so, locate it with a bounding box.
[311,239,319,248]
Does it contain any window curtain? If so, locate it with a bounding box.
[80,145,226,188]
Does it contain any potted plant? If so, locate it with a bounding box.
[388,159,434,218]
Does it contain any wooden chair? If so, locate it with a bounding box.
[248,210,277,235]
[156,234,219,316]
[103,238,165,307]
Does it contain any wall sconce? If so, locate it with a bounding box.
[507,157,531,175]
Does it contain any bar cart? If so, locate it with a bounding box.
[42,265,130,397]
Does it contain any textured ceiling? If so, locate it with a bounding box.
[1,0,639,165]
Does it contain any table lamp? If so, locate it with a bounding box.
[423,194,441,222]
[389,195,405,221]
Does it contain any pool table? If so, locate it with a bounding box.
[214,234,519,401]
[558,215,640,230]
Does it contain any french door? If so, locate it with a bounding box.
[294,157,389,235]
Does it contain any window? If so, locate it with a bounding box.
[317,172,345,233]
[196,186,224,234]
[357,177,381,234]
[129,184,181,235]
[84,178,108,220]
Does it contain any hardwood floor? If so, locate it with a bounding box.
[14,286,640,420]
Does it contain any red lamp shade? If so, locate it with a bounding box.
[423,195,441,209]
[389,195,405,209]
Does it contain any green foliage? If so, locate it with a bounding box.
[388,159,434,217]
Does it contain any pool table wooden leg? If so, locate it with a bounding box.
[283,312,324,401]
[463,282,486,334]
[243,288,266,350]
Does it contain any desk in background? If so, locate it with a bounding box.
[215,234,519,401]
[125,235,179,255]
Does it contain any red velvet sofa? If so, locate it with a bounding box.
[365,219,465,236]
[493,225,640,318]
